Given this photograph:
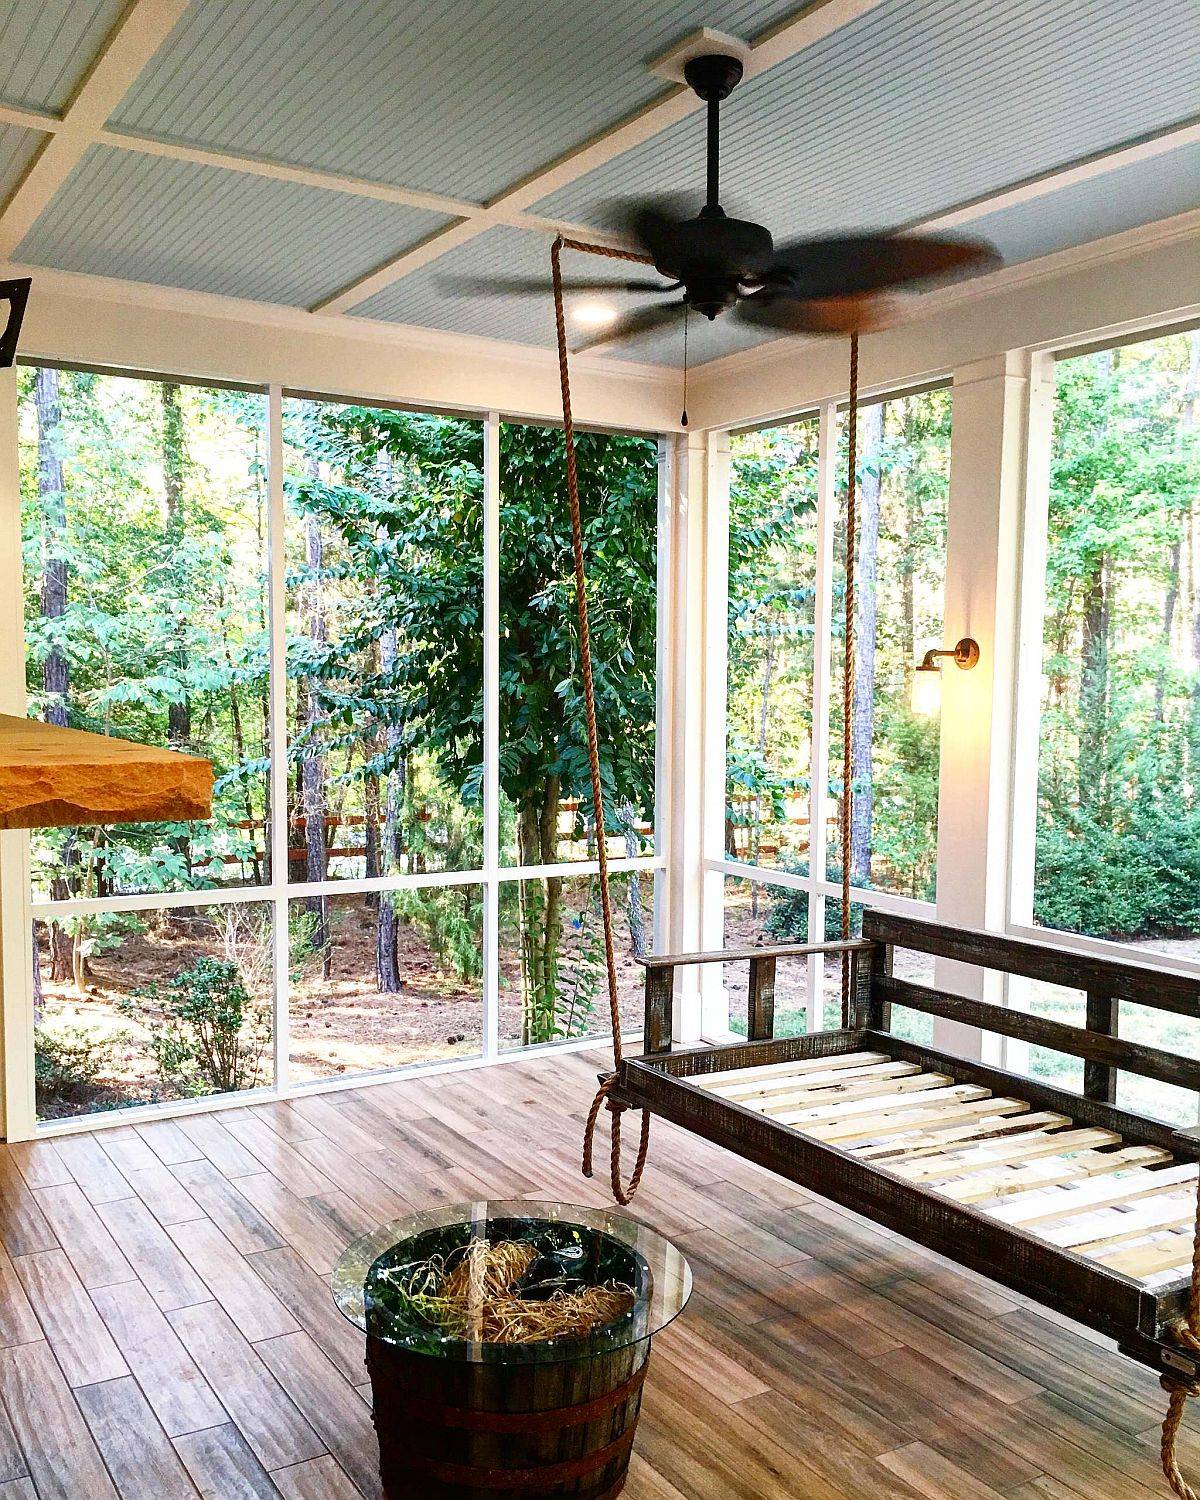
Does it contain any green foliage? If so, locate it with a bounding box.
[34,1024,119,1111]
[393,885,483,984]
[1034,333,1200,940]
[122,957,271,1098]
[18,370,271,899]
[727,394,949,898]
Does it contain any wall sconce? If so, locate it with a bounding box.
[910,637,980,716]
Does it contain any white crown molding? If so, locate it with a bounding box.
[1,257,676,383]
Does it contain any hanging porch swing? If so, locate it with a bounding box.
[538,53,1200,1500]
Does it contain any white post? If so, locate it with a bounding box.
[662,428,725,1042]
[0,365,34,1139]
[933,351,1032,1059]
[481,414,500,1059]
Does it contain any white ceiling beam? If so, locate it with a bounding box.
[89,128,634,250]
[0,103,60,134]
[312,0,888,314]
[914,114,1200,234]
[94,128,482,219]
[0,0,190,258]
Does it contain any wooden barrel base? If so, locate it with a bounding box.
[367,1334,651,1500]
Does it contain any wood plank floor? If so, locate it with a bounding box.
[0,1047,1188,1498]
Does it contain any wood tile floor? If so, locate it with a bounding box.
[0,1047,1188,1497]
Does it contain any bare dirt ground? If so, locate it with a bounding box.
[35,901,647,1117]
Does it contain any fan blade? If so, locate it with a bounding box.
[439,274,669,297]
[572,299,685,353]
[735,294,893,336]
[762,233,1000,300]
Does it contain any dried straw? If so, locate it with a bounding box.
[381,1239,636,1346]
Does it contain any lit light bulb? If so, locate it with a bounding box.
[910,666,941,717]
[572,301,618,328]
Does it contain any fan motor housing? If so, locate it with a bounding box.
[682,53,744,100]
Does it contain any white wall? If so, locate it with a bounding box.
[0,262,682,433]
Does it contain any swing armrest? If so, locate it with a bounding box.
[638,937,874,970]
[638,939,876,1055]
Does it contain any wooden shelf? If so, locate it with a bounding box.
[0,714,213,830]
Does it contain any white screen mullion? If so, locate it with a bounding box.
[481,413,500,1060]
[267,383,290,1095]
[807,398,838,1030]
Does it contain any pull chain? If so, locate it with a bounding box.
[681,304,690,427]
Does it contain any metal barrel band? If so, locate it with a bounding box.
[387,1426,637,1490]
[375,1357,648,1434]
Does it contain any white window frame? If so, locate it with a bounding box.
[1,373,669,1139]
[702,385,951,1036]
[1006,319,1200,982]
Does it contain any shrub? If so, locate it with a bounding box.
[35,1024,118,1111]
[122,957,270,1098]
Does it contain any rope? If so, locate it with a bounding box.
[1162,1171,1200,1497]
[840,332,860,1022]
[551,235,651,1206]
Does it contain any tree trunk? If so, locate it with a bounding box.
[849,402,884,889]
[375,623,403,992]
[517,782,563,1044]
[750,634,777,916]
[35,367,69,726]
[1079,562,1110,814]
[302,498,330,977]
[31,925,43,1021]
[161,383,191,752]
[1152,339,1198,729]
[35,367,75,974]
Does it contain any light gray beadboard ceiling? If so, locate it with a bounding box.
[1,0,1197,368]
[110,0,802,202]
[0,1,128,113]
[15,147,452,307]
[535,0,1200,235]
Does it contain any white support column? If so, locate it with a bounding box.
[481,414,500,1059]
[0,366,34,1139]
[933,351,1032,1058]
[662,427,726,1042]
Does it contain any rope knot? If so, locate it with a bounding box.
[1163,1372,1200,1400]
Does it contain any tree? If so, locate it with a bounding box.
[286,405,657,1043]
[33,367,75,983]
[1035,332,1200,939]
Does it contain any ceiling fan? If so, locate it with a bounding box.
[447,52,1000,352]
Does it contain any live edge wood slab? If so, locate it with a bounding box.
[0,714,212,829]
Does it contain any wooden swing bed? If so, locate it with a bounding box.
[617,912,1200,1380]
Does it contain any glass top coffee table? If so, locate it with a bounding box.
[333,1199,691,1498]
[334,1197,692,1361]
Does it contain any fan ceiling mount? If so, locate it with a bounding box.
[447,52,1001,352]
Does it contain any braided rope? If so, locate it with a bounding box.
[551,235,651,1206]
[840,332,860,1021]
[1162,1171,1200,1497]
